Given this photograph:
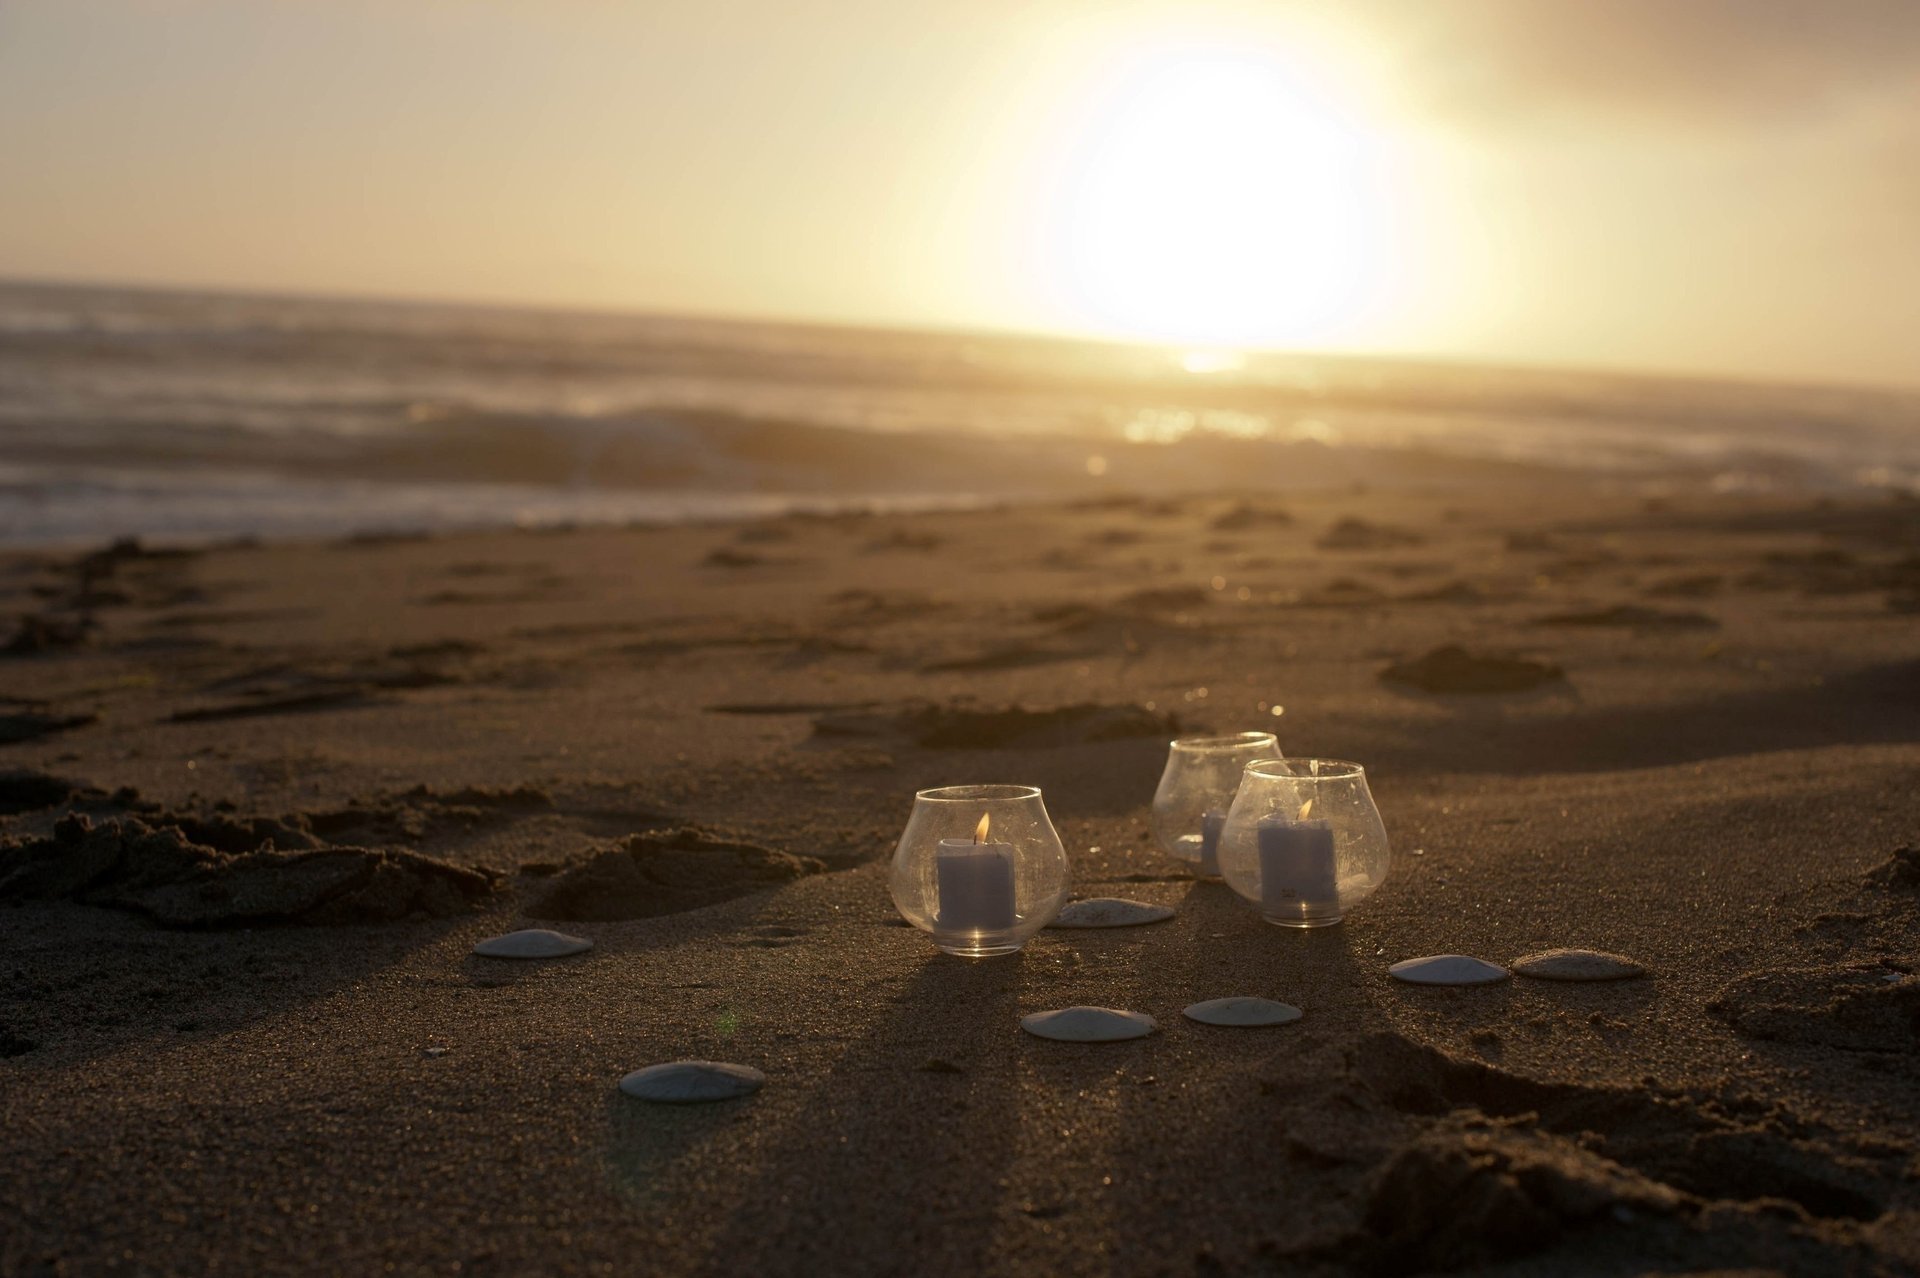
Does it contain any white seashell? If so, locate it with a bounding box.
[1389,954,1510,986]
[473,928,594,959]
[618,1060,765,1103]
[1048,898,1175,928]
[1512,949,1645,981]
[1183,997,1303,1027]
[1020,1007,1156,1042]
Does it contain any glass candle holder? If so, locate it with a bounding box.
[1150,732,1281,876]
[889,785,1070,958]
[1217,758,1389,928]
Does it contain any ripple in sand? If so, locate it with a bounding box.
[618,1061,766,1103]
[1380,646,1564,695]
[1512,949,1644,981]
[1317,517,1424,550]
[1020,1007,1156,1042]
[1535,604,1718,631]
[813,700,1175,750]
[1389,955,1511,986]
[472,928,593,959]
[1048,898,1175,928]
[1183,997,1302,1026]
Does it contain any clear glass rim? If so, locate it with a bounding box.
[1244,757,1365,781]
[1170,731,1279,753]
[915,784,1042,802]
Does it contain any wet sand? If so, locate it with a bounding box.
[2,483,1918,1275]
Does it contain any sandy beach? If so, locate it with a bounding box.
[2,481,1916,1275]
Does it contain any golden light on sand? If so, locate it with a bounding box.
[1031,33,1403,349]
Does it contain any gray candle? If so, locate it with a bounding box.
[936,815,1017,931]
[1198,809,1227,876]
[1258,814,1337,911]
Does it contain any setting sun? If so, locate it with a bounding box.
[1031,35,1402,348]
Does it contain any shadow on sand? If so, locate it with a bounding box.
[605,952,1026,1275]
[1351,657,1920,778]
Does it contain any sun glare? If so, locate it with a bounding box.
[1031,35,1402,350]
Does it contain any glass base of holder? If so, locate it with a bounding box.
[1262,910,1343,929]
[934,938,1023,958]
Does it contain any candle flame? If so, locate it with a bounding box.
[974,813,991,844]
[1298,798,1314,821]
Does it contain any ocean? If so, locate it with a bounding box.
[2,279,1916,546]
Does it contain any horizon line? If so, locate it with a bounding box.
[4,268,1917,400]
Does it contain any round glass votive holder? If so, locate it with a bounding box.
[888,784,1070,958]
[1217,758,1389,928]
[1150,731,1281,876]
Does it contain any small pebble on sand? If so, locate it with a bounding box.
[1389,955,1510,986]
[618,1061,766,1103]
[1512,949,1646,981]
[1183,997,1302,1027]
[472,929,593,959]
[1048,898,1175,928]
[1021,1007,1156,1042]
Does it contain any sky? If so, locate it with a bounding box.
[1,0,1917,388]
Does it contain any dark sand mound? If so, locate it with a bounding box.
[0,813,498,926]
[1535,604,1719,630]
[827,588,943,622]
[1209,500,1293,531]
[707,700,874,716]
[619,629,866,668]
[1113,585,1211,612]
[1318,517,1424,550]
[1380,646,1566,695]
[0,769,79,815]
[170,688,374,722]
[291,784,562,848]
[1296,578,1385,608]
[1643,572,1724,599]
[812,700,1176,749]
[0,709,98,744]
[529,827,823,921]
[918,642,1099,673]
[863,529,940,552]
[1400,580,1492,605]
[166,651,478,723]
[1739,548,1920,596]
[1866,845,1920,892]
[5,538,196,654]
[704,547,777,569]
[1503,530,1560,552]
[1025,599,1198,659]
[1343,1031,1898,1272]
[1710,964,1919,1053]
[1711,846,1920,1052]
[4,613,94,656]
[1362,1119,1685,1273]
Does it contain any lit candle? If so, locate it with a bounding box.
[1198,809,1227,876]
[1258,799,1338,913]
[936,813,1017,932]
